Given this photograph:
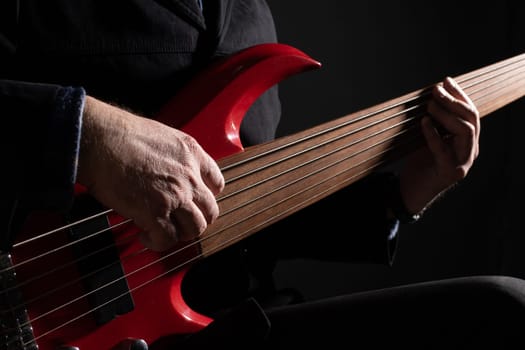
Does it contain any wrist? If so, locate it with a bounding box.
[386,174,422,224]
[77,96,114,187]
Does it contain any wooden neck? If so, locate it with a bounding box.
[198,52,525,257]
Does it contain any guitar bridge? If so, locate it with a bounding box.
[0,252,38,350]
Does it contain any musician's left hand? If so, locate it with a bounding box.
[398,77,480,216]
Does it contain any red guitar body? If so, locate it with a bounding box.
[9,43,320,350]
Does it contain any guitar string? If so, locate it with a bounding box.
[0,218,133,274]
[12,209,114,249]
[0,233,144,311]
[218,105,421,200]
[2,58,520,320]
[9,53,524,259]
[7,65,523,345]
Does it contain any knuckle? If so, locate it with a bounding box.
[197,220,207,234]
[209,202,220,223]
[156,191,177,214]
[182,134,201,154]
[464,104,479,120]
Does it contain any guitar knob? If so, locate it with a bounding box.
[115,338,148,350]
[129,339,148,350]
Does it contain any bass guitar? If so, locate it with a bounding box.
[2,43,524,349]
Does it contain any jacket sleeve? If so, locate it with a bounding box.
[0,79,85,251]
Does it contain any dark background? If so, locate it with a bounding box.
[264,0,525,300]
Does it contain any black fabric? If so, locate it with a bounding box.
[166,275,525,349]
[201,0,281,145]
[0,81,83,250]
[0,0,18,53]
[260,275,525,349]
[14,0,205,115]
[151,298,271,349]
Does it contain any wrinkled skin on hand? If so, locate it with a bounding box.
[400,77,480,215]
[77,96,225,251]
